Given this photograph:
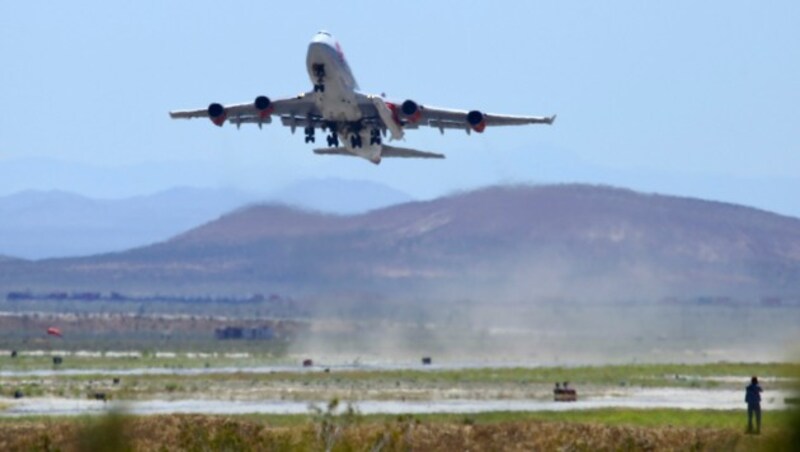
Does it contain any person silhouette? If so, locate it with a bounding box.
[745,376,763,434]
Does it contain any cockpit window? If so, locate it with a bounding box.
[317,30,331,36]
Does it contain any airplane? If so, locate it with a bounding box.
[170,31,555,165]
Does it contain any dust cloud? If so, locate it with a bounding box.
[287,261,800,365]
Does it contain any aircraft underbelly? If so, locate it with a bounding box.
[317,86,361,121]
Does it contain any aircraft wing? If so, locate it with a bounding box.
[355,94,555,134]
[169,93,324,128]
[417,105,555,131]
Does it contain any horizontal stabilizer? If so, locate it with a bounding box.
[313,147,355,156]
[381,145,445,159]
[313,145,445,160]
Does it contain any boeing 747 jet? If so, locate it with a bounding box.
[170,31,555,164]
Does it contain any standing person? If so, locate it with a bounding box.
[745,376,763,434]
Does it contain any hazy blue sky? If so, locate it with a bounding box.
[1,2,798,215]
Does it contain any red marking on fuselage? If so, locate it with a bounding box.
[386,102,403,126]
[335,41,345,63]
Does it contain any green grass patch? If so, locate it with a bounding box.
[180,361,799,388]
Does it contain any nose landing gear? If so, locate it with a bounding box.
[312,64,326,93]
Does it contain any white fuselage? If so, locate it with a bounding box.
[306,32,383,161]
[306,32,360,120]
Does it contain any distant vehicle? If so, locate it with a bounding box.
[554,381,577,402]
[170,31,555,164]
[46,327,62,338]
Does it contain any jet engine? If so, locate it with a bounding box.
[254,96,272,119]
[467,110,486,133]
[207,103,226,127]
[401,100,422,123]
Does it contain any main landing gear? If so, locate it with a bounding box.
[369,128,382,146]
[345,129,381,149]
[304,126,315,143]
[316,124,380,149]
[326,133,339,147]
[324,123,339,147]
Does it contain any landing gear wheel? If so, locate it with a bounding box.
[369,129,382,145]
[327,134,339,147]
[313,84,325,93]
[304,126,315,143]
[350,134,363,148]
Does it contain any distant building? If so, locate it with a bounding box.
[215,325,274,340]
[215,326,243,340]
[6,291,33,301]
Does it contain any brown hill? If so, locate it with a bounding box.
[2,184,800,300]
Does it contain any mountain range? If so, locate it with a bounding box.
[2,184,799,300]
[0,179,413,259]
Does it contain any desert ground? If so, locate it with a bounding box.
[1,305,798,450]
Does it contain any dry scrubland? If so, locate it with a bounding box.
[1,409,799,451]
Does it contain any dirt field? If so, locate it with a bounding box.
[1,412,796,451]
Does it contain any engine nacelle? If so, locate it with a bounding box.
[401,99,422,124]
[208,103,226,127]
[254,95,273,119]
[467,110,486,133]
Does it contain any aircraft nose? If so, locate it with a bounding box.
[312,30,335,45]
[313,30,331,40]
